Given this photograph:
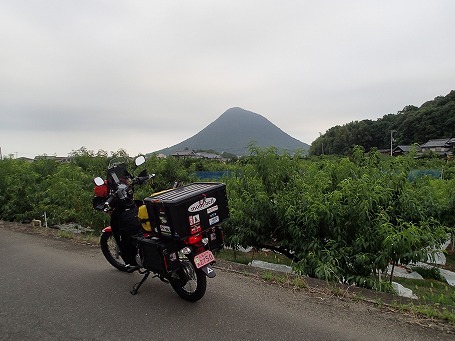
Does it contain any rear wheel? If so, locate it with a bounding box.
[170,258,207,302]
[100,231,129,272]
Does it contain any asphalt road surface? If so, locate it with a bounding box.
[0,225,453,341]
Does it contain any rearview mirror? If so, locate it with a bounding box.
[135,155,146,167]
[94,177,104,186]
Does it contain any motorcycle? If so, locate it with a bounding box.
[93,155,228,302]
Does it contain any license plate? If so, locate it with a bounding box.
[194,250,215,269]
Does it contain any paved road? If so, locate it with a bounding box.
[0,226,452,340]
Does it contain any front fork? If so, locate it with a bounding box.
[101,226,122,258]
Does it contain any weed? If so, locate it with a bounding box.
[217,248,293,266]
[372,280,394,294]
[393,277,455,314]
[330,286,345,297]
[276,274,288,284]
[216,249,250,265]
[397,303,455,323]
[411,266,446,282]
[57,230,73,239]
[261,271,275,281]
[292,277,308,289]
[444,249,455,272]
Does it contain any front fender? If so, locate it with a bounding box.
[102,226,112,233]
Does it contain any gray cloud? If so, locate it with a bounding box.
[1,0,454,158]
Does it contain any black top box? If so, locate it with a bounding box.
[144,182,229,239]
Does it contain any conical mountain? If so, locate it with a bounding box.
[158,107,309,156]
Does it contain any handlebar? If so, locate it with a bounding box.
[102,194,116,211]
[94,166,155,212]
[134,173,155,185]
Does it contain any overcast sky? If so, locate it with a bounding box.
[1,0,454,158]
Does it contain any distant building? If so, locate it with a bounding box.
[34,155,70,162]
[16,157,34,163]
[392,145,418,156]
[377,149,391,155]
[420,138,454,157]
[197,152,223,160]
[171,150,201,159]
[171,150,226,161]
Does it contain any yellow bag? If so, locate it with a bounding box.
[138,205,152,232]
[138,189,174,232]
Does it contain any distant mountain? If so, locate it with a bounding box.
[157,107,309,156]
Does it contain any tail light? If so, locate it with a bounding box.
[185,234,202,245]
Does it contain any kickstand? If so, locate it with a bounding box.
[130,271,150,295]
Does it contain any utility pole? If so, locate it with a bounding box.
[0,147,2,160]
[319,132,324,156]
[390,130,396,156]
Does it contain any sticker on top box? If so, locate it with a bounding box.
[188,197,216,213]
[209,215,220,225]
[189,214,200,226]
[190,225,202,234]
[160,225,171,234]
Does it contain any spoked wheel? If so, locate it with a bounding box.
[100,231,129,272]
[170,258,207,302]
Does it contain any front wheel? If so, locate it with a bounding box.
[170,258,207,302]
[100,231,129,272]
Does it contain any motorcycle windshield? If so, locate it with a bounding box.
[107,158,132,189]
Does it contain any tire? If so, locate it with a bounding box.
[170,258,207,302]
[100,231,129,272]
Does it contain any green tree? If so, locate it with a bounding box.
[225,146,449,288]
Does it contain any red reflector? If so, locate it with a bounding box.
[185,234,202,244]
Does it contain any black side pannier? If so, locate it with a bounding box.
[138,237,180,274]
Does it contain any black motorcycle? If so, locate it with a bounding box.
[93,156,228,302]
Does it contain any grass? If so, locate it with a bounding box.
[259,271,308,289]
[56,230,74,239]
[27,224,100,245]
[444,245,455,272]
[216,248,294,266]
[410,266,447,282]
[393,277,455,308]
[260,271,275,281]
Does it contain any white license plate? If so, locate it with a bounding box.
[194,250,215,269]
